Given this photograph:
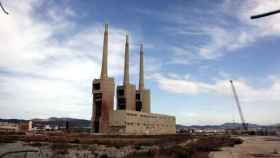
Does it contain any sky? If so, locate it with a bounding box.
[1,0,280,125]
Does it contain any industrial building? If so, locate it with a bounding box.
[92,24,176,134]
[0,122,19,132]
[0,121,32,132]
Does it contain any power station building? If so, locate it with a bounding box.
[92,24,176,134]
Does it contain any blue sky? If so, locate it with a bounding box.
[1,0,280,125]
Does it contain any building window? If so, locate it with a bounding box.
[93,83,100,90]
[95,101,101,118]
[136,102,142,112]
[127,113,137,116]
[94,93,102,100]
[118,98,126,110]
[118,89,124,96]
[136,93,141,100]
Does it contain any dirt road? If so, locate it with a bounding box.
[209,136,280,158]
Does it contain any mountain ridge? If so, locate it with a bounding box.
[1,118,278,129]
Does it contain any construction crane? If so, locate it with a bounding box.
[251,9,280,19]
[0,0,9,15]
[229,80,248,131]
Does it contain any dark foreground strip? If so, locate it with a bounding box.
[0,149,38,158]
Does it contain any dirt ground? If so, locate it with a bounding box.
[209,136,280,158]
[0,133,243,158]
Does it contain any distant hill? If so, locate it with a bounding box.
[0,118,28,123]
[221,123,263,129]
[176,124,189,130]
[1,118,277,129]
[0,117,91,128]
[176,122,267,130]
[32,117,91,128]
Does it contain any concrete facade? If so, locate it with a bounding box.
[109,110,176,134]
[117,85,136,111]
[92,24,176,134]
[116,34,136,112]
[92,78,115,133]
[136,89,150,112]
[0,121,32,132]
[0,122,19,132]
[135,44,150,113]
[92,24,115,133]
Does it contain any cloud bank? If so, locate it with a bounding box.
[0,0,131,119]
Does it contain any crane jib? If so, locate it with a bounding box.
[229,80,248,131]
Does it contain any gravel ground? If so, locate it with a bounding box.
[209,136,280,158]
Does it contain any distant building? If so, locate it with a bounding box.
[0,121,33,132]
[109,110,175,134]
[92,24,176,134]
[19,121,32,132]
[0,122,19,132]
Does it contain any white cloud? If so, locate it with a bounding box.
[0,0,144,119]
[152,73,280,103]
[167,47,200,65]
[236,0,280,34]
[162,0,280,60]
[0,75,90,119]
[151,73,280,125]
[200,0,280,59]
[151,73,211,95]
[1,0,279,125]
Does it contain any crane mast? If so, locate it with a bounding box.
[0,1,9,15]
[229,80,248,131]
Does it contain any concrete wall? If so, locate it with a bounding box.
[117,84,136,111]
[109,110,176,134]
[0,122,19,132]
[92,78,115,133]
[141,89,150,113]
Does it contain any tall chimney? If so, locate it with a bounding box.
[100,24,109,80]
[139,44,144,91]
[123,33,129,86]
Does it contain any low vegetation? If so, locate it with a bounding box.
[157,135,243,158]
[0,132,243,158]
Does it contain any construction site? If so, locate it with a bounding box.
[0,23,279,157]
[1,1,280,158]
